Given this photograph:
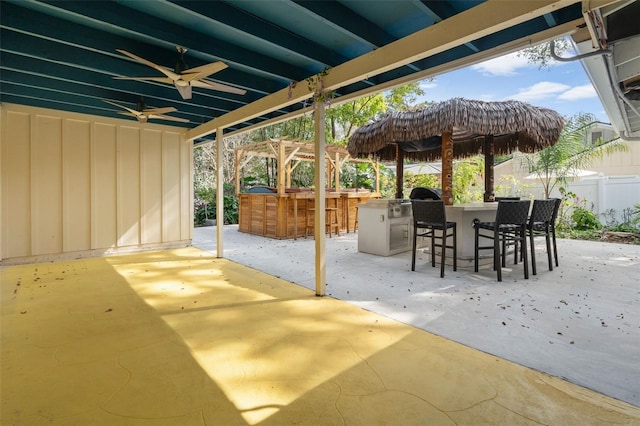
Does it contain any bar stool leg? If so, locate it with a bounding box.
[305,204,314,238]
[326,207,339,237]
[354,206,359,231]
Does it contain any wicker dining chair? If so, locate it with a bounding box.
[474,200,531,282]
[411,200,457,278]
[550,198,562,267]
[527,199,558,275]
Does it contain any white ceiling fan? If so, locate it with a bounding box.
[114,46,247,99]
[104,98,189,123]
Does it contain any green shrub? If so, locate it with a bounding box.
[194,183,239,226]
[571,207,602,230]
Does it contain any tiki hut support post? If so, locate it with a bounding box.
[313,102,327,297]
[216,126,224,257]
[484,135,495,202]
[441,131,454,205]
[395,144,404,199]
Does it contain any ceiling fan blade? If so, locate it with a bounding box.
[104,99,141,115]
[175,83,192,99]
[113,77,174,84]
[117,111,140,118]
[191,79,247,95]
[116,49,181,81]
[143,107,177,115]
[181,61,228,82]
[113,76,175,84]
[148,114,190,123]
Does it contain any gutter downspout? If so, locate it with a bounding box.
[550,40,640,139]
[549,40,611,62]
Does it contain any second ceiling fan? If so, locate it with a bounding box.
[115,46,247,100]
[104,98,189,123]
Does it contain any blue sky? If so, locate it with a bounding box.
[416,51,609,122]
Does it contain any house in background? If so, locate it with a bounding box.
[493,121,640,222]
[495,121,640,183]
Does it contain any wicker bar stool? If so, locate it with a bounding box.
[411,200,457,278]
[474,200,531,282]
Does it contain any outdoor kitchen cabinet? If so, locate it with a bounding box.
[357,199,412,256]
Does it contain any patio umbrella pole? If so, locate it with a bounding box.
[484,135,495,202]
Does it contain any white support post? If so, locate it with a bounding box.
[216,127,224,258]
[314,103,327,296]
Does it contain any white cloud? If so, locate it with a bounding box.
[509,81,570,102]
[419,80,438,90]
[471,52,532,76]
[557,84,598,100]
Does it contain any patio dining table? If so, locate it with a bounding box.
[445,202,499,267]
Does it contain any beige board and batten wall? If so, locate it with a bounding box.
[1,103,193,263]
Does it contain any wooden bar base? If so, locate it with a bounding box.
[238,190,379,239]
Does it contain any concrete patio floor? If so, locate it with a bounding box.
[193,225,640,409]
[1,226,638,424]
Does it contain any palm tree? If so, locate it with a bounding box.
[523,113,627,198]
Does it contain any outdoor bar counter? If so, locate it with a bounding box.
[238,189,379,239]
[356,200,500,267]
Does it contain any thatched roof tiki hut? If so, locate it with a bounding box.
[347,98,565,204]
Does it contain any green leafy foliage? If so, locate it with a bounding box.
[571,207,602,230]
[517,37,571,69]
[340,163,376,190]
[524,112,627,198]
[554,189,638,244]
[326,82,426,145]
[403,171,439,197]
[452,158,484,203]
[194,183,239,226]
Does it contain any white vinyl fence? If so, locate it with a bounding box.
[511,174,640,226]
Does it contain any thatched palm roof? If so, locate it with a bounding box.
[347,98,565,161]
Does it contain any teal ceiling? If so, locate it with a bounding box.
[1,1,583,139]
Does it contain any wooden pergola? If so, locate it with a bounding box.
[235,137,380,195]
[347,98,565,204]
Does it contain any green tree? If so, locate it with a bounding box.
[326,82,427,145]
[517,37,571,69]
[522,113,627,198]
[403,171,439,199]
[452,157,484,203]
